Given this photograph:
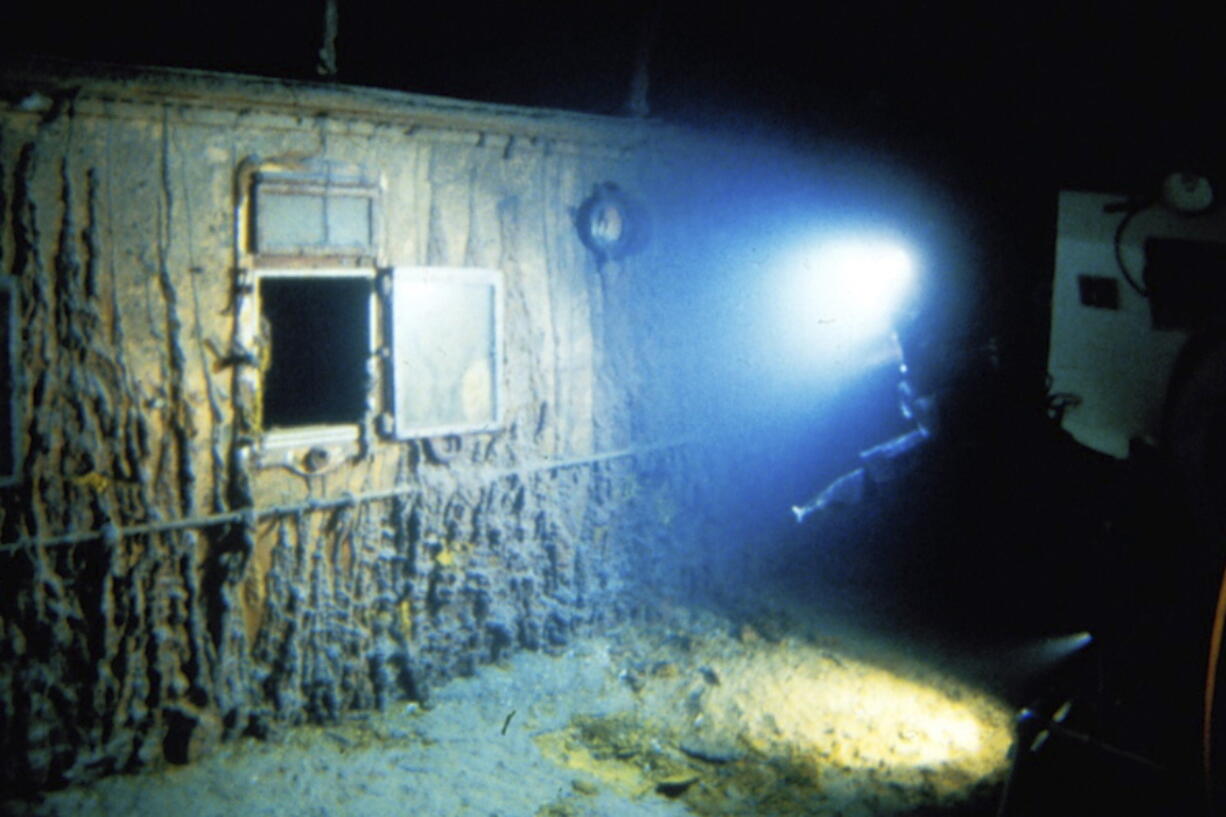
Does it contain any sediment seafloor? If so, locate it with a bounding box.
[5,603,1014,817]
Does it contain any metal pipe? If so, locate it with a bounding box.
[0,438,692,554]
[996,705,1167,817]
[1017,708,1166,773]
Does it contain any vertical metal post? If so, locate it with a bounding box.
[625,2,661,117]
[318,0,339,79]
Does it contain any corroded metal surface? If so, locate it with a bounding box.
[0,64,694,794]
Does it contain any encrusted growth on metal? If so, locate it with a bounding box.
[0,64,695,796]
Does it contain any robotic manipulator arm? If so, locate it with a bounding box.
[791,332,999,523]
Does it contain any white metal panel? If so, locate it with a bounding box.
[389,266,504,439]
[1046,190,1226,457]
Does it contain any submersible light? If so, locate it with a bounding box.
[992,631,1096,691]
[1046,630,1093,655]
[1001,630,1094,672]
[774,233,919,374]
[797,237,916,336]
[1033,631,1094,665]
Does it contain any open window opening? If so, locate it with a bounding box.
[237,157,384,463]
[235,159,506,464]
[260,274,372,429]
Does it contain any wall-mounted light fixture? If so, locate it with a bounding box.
[574,182,648,263]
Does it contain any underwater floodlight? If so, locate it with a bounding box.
[774,233,919,374]
[999,631,1095,683]
[1036,631,1094,661]
[801,238,915,333]
[1064,631,1094,650]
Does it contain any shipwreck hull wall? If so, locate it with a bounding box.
[0,65,695,792]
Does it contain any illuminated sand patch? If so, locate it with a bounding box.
[698,642,1012,790]
[7,614,1013,817]
[536,624,1014,815]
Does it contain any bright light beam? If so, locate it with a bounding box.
[804,240,916,332]
[693,641,1015,798]
[776,235,918,373]
[1009,630,1095,671]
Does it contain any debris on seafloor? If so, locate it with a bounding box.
[535,796,587,817]
[678,733,744,765]
[655,777,700,798]
[535,610,1014,817]
[618,667,646,693]
[11,604,1013,817]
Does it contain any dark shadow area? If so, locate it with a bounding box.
[698,400,1218,815]
[260,276,370,428]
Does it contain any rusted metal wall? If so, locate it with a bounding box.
[0,64,692,793]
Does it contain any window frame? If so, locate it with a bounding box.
[241,159,382,266]
[251,172,380,259]
[232,159,508,466]
[385,265,505,440]
[235,157,386,467]
[255,267,379,447]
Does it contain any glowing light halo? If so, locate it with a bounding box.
[737,663,991,768]
[805,239,916,331]
[692,641,1013,795]
[773,232,919,373]
[1000,630,1095,667]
